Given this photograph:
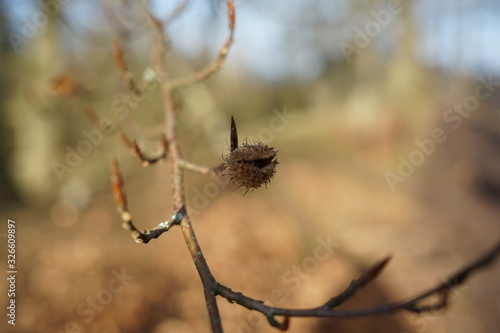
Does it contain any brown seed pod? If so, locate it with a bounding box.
[223,117,278,193]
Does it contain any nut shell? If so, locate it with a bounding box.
[224,141,278,193]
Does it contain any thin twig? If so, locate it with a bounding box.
[178,159,213,175]
[112,39,141,96]
[119,131,169,166]
[213,241,500,327]
[162,81,223,333]
[145,2,234,330]
[164,0,190,25]
[322,256,392,309]
[168,0,235,90]
[110,158,185,243]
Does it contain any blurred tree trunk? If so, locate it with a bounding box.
[0,0,19,204]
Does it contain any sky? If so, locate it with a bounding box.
[3,0,500,81]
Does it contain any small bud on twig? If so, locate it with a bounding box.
[119,131,168,166]
[51,74,77,96]
[110,157,127,213]
[112,39,127,72]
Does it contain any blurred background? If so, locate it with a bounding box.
[0,0,499,332]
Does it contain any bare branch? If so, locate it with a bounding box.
[152,4,226,327]
[141,0,190,79]
[214,241,500,329]
[178,159,213,175]
[399,240,500,313]
[168,0,236,90]
[322,256,392,309]
[164,0,190,25]
[112,39,142,96]
[110,158,184,243]
[119,131,169,166]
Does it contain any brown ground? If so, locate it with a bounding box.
[1,110,499,333]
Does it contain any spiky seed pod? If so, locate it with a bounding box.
[224,140,279,193]
[224,116,278,193]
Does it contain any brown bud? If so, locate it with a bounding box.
[110,158,128,212]
[51,74,77,96]
[112,40,127,72]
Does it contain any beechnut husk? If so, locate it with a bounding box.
[223,117,278,193]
